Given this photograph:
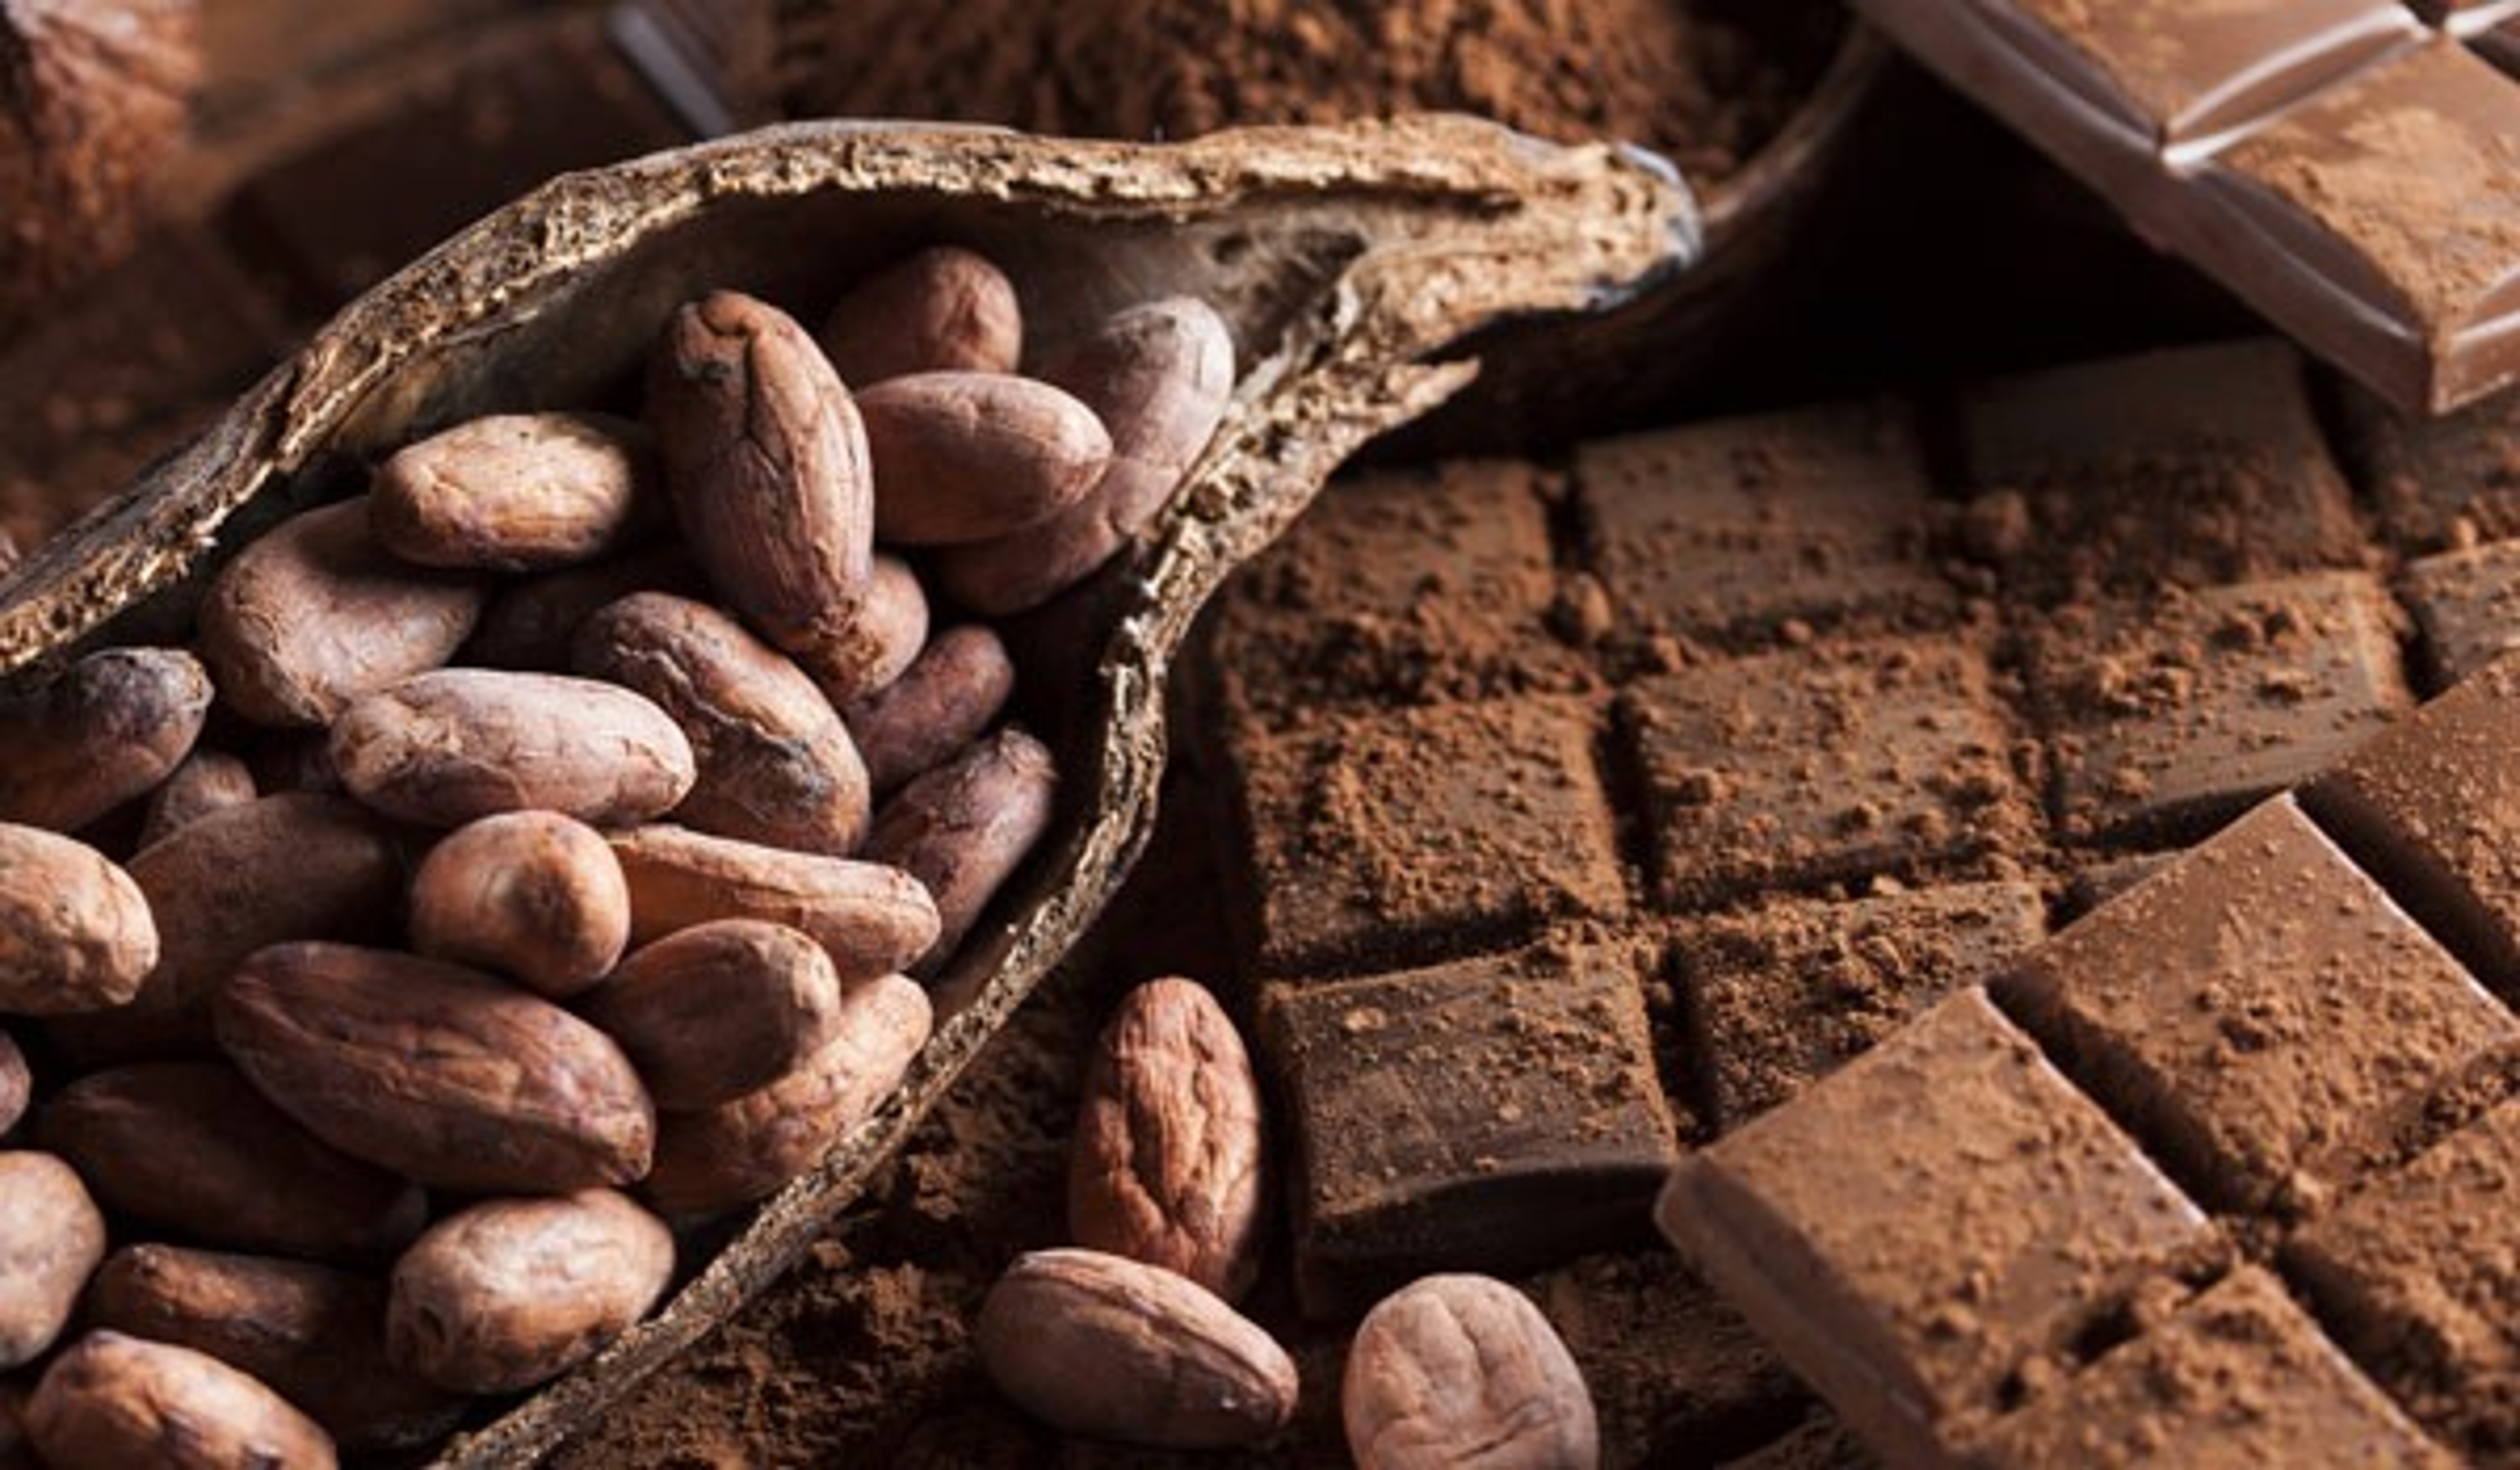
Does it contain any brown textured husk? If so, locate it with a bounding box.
[0,116,1689,1463]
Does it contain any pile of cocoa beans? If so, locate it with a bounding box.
[976,977,1604,1469]
[0,247,1232,1467]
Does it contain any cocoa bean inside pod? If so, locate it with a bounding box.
[0,645,211,833]
[0,120,1687,1465]
[0,1151,104,1370]
[820,245,1024,386]
[0,824,156,1016]
[369,412,656,573]
[408,810,633,1000]
[26,1330,337,1470]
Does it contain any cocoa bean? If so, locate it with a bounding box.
[976,1248,1297,1450]
[409,811,631,999]
[648,290,889,699]
[369,412,654,572]
[387,1190,673,1395]
[329,668,696,827]
[43,1062,424,1265]
[575,591,870,856]
[1069,978,1266,1302]
[608,824,938,978]
[136,748,255,849]
[462,544,702,671]
[1343,1274,1599,1470]
[197,497,485,728]
[578,919,844,1110]
[26,1331,337,1469]
[215,941,655,1194]
[0,824,156,1015]
[843,624,1015,795]
[85,1245,463,1452]
[818,245,1021,386]
[0,1152,103,1369]
[643,972,929,1214]
[0,646,211,832]
[860,371,1111,545]
[862,726,1057,971]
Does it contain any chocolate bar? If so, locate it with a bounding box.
[2400,541,2520,686]
[1662,662,2520,1463]
[1849,2,2520,414]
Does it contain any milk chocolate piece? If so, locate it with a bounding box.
[1576,400,1957,646]
[1658,988,2223,1465]
[1261,942,1679,1317]
[2305,657,2520,989]
[2401,542,2520,688]
[1956,341,2364,598]
[1967,1269,2451,1468]
[2028,572,2410,843]
[1853,3,2520,413]
[1225,697,1626,978]
[1996,797,2515,1214]
[1207,460,1584,721]
[2287,1099,2520,1458]
[2338,383,2520,551]
[1675,882,2048,1129]
[1623,641,2031,908]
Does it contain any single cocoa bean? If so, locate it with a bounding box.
[43,1062,425,1265]
[843,624,1015,795]
[860,371,1111,545]
[575,591,870,855]
[409,811,631,999]
[463,544,704,671]
[643,972,929,1214]
[0,824,156,1015]
[862,726,1057,971]
[648,290,889,699]
[853,553,929,697]
[387,1190,673,1395]
[85,1245,463,1452]
[0,1028,26,1135]
[216,942,655,1194]
[26,1331,337,1469]
[1070,978,1266,1302]
[0,1152,103,1369]
[936,297,1235,614]
[608,824,938,978]
[369,412,654,572]
[136,748,255,849]
[976,1248,1297,1450]
[578,919,844,1110]
[818,245,1021,385]
[0,646,211,832]
[45,793,400,1063]
[197,497,486,728]
[329,668,696,827]
[1343,1274,1598,1470]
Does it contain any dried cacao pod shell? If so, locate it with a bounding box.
[0,118,1685,1465]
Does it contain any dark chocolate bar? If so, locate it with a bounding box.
[1850,1,2520,413]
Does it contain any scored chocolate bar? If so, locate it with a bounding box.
[1661,663,2520,1465]
[1848,0,2520,414]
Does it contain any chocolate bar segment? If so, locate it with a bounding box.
[2338,382,2520,552]
[1657,988,2223,1465]
[1966,1268,2453,1468]
[2401,542,2520,687]
[1261,941,1680,1317]
[1994,795,2515,1214]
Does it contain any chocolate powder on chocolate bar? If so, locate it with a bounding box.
[788,0,1841,186]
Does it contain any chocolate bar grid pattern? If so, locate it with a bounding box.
[1206,337,2520,1462]
[1847,0,2520,415]
[1664,664,2520,1466]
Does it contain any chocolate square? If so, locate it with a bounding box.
[1261,942,1681,1318]
[1224,697,1627,978]
[1624,640,2031,908]
[2028,571,2410,844]
[1996,797,2516,1215]
[1576,400,1957,646]
[2402,541,2520,688]
[2307,657,2520,993]
[2338,381,2520,552]
[1658,988,2222,1464]
[1969,1268,2446,1467]
[2286,1099,2520,1458]
[1206,459,1584,723]
[1956,341,2365,598]
[1675,881,2049,1129]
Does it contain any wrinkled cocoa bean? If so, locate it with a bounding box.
[578,919,844,1111]
[369,412,654,572]
[409,811,631,999]
[860,372,1111,545]
[0,825,155,1015]
[0,646,212,832]
[26,1331,337,1469]
[608,824,938,978]
[862,726,1057,971]
[818,245,1021,386]
[0,1152,103,1369]
[843,624,1015,795]
[329,668,696,827]
[1343,1274,1598,1470]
